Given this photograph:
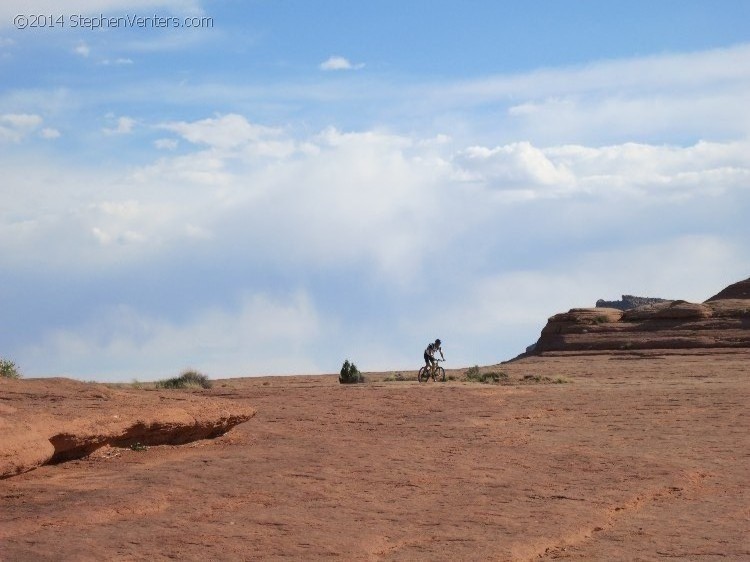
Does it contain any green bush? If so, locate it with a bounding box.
[465,365,508,384]
[156,369,212,389]
[339,360,364,384]
[0,359,21,379]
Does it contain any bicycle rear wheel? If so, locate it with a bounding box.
[418,366,428,383]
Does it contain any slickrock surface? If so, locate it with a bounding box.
[0,377,255,479]
[1,353,748,561]
[531,277,750,355]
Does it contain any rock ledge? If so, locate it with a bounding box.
[1,377,255,479]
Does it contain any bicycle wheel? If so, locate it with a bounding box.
[436,366,446,382]
[418,366,428,383]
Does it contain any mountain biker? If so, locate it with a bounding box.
[423,338,445,377]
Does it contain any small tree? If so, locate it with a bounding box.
[339,359,363,384]
[0,359,21,379]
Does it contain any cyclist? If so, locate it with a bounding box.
[423,338,445,379]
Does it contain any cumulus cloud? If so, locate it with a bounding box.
[0,113,43,142]
[320,55,364,71]
[452,139,750,200]
[455,142,575,193]
[159,113,282,149]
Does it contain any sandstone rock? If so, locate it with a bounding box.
[0,377,255,479]
[705,277,750,301]
[618,300,713,321]
[705,298,750,317]
[528,278,750,356]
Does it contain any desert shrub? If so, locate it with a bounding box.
[0,359,21,379]
[521,374,568,384]
[156,369,212,389]
[339,360,364,384]
[466,365,508,384]
[384,372,406,382]
[465,365,481,380]
[483,371,509,383]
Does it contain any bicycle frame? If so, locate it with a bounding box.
[418,359,445,382]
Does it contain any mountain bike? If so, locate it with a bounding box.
[418,359,445,383]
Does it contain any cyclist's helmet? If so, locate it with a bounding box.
[435,338,441,345]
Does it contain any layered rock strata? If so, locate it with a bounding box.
[530,278,750,355]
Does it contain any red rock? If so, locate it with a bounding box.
[0,377,254,479]
[530,278,750,355]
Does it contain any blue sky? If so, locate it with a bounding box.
[2,1,749,380]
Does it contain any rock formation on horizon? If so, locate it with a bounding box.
[595,295,669,311]
[523,277,750,356]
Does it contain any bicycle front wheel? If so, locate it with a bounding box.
[436,367,446,382]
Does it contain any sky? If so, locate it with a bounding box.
[1,1,749,381]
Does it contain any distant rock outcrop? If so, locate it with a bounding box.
[596,295,669,311]
[521,277,750,357]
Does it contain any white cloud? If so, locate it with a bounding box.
[23,291,323,379]
[159,113,282,149]
[320,55,364,71]
[401,43,750,145]
[40,127,60,139]
[455,142,575,191]
[0,113,43,142]
[452,139,750,200]
[103,116,136,134]
[154,138,178,150]
[101,57,134,66]
[73,41,90,57]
